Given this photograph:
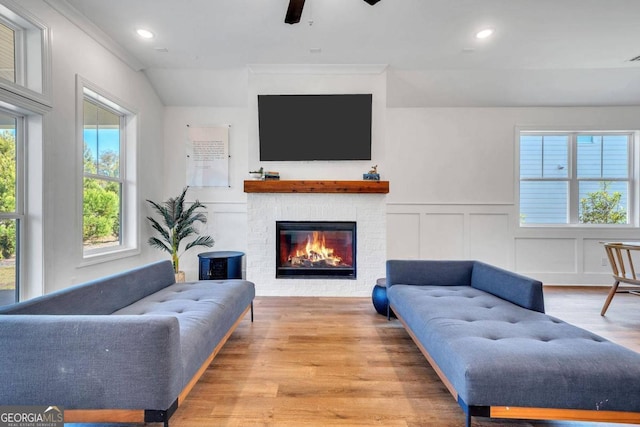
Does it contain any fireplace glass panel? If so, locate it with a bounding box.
[276,221,356,279]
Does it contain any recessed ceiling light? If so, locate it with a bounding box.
[475,28,494,39]
[136,28,155,39]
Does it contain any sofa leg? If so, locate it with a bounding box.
[458,398,489,427]
[144,399,178,427]
[251,301,254,322]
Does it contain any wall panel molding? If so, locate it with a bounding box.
[388,203,515,269]
[387,202,640,285]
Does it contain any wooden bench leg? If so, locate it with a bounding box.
[601,280,620,316]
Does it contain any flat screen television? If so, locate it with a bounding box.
[257,94,372,161]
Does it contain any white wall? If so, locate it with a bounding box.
[24,1,640,292]
[162,106,249,281]
[162,65,640,287]
[19,1,166,294]
[162,67,388,285]
[385,106,640,284]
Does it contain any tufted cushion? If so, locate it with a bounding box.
[112,279,255,389]
[388,284,640,411]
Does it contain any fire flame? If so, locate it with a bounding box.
[290,231,342,266]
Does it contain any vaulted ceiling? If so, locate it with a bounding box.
[54,0,640,107]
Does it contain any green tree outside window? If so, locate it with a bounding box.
[579,182,627,224]
[0,130,16,259]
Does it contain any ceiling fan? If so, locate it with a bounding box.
[285,0,381,24]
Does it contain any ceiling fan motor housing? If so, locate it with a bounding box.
[285,0,380,24]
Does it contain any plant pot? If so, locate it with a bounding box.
[175,271,186,283]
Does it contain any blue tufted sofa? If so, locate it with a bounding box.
[0,260,255,426]
[386,260,640,426]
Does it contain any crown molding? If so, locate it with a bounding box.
[44,0,145,72]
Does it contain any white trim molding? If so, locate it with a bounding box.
[44,0,145,71]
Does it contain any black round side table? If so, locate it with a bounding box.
[198,251,244,280]
[372,277,395,317]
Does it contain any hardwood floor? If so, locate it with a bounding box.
[163,287,640,427]
[544,286,640,353]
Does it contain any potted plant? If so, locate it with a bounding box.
[146,187,214,282]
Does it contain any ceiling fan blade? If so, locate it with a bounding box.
[285,0,305,24]
[363,0,381,4]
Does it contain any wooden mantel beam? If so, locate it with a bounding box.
[243,180,389,194]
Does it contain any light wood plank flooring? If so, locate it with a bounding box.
[166,287,640,427]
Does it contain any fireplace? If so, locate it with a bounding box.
[276,221,356,279]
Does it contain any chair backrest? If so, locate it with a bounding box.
[604,242,640,286]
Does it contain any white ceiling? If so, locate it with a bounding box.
[56,0,640,107]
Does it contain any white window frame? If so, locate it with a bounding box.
[0,96,46,302]
[78,76,139,264]
[0,2,48,302]
[517,129,638,228]
[0,0,51,107]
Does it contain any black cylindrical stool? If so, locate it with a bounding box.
[372,277,395,317]
[198,251,244,280]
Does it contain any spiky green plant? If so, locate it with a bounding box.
[146,187,214,273]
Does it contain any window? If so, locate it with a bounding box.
[81,82,137,259]
[0,1,50,102]
[519,132,634,225]
[0,2,48,305]
[0,111,19,305]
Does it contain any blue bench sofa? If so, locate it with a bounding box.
[0,260,255,426]
[386,259,640,426]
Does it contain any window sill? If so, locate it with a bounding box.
[79,246,140,268]
[519,223,637,229]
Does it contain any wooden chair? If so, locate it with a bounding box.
[601,242,640,316]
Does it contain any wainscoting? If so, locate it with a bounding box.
[387,203,640,285]
[188,201,640,288]
[387,203,513,267]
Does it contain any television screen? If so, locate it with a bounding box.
[258,94,372,161]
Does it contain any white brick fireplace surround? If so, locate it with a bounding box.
[246,183,387,296]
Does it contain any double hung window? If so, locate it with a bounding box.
[0,2,49,305]
[82,96,122,252]
[81,83,137,259]
[519,132,633,226]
